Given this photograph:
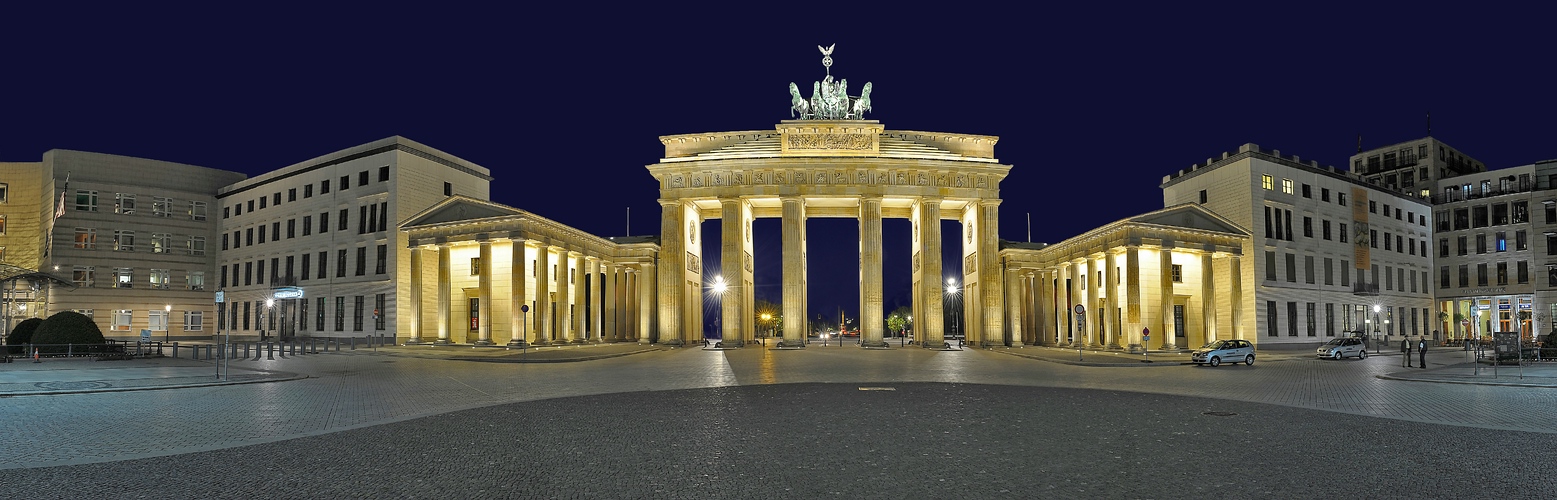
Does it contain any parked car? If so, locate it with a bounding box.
[1191,339,1255,367]
[1317,337,1368,360]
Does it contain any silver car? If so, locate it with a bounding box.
[1317,337,1368,360]
[1191,339,1255,367]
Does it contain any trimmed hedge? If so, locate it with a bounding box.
[6,317,43,354]
[32,311,106,354]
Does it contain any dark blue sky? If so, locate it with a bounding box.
[6,4,1554,328]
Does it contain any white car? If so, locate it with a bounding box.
[1317,337,1368,360]
[1191,339,1255,367]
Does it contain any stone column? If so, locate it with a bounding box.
[475,238,493,346]
[720,198,746,348]
[1085,256,1100,348]
[780,196,807,348]
[658,201,684,346]
[860,195,886,348]
[408,245,424,343]
[435,242,451,344]
[1126,246,1142,352]
[1005,262,1024,347]
[1105,251,1120,350]
[534,245,552,345]
[1033,270,1049,346]
[978,200,1003,347]
[571,252,586,343]
[1202,252,1216,343]
[588,258,602,343]
[556,250,573,343]
[1229,254,1243,340]
[638,265,656,344]
[604,261,618,342]
[509,238,528,347]
[1160,245,1176,350]
[919,198,946,349]
[1061,263,1075,346]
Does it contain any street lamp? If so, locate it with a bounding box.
[164,304,172,343]
[709,276,727,347]
[945,278,960,345]
[1372,304,1382,354]
[264,298,275,341]
[760,312,771,345]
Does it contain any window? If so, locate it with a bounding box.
[317,297,326,331]
[359,170,369,186]
[259,196,266,209]
[379,166,390,182]
[341,175,351,190]
[1513,201,1528,223]
[271,222,279,242]
[1457,236,1467,256]
[115,268,134,288]
[1476,234,1486,254]
[1458,265,1469,288]
[224,206,230,219]
[359,206,368,234]
[1497,262,1508,286]
[319,251,328,279]
[189,201,207,221]
[444,182,453,196]
[257,259,265,284]
[1340,261,1349,286]
[1472,205,1488,227]
[1339,223,1348,243]
[356,246,367,276]
[1497,232,1507,252]
[1517,230,1527,251]
[148,309,168,331]
[339,209,348,232]
[304,184,314,198]
[1170,264,1182,282]
[113,230,136,251]
[303,215,312,236]
[1519,261,1529,284]
[0,215,5,235]
[1321,188,1330,202]
[320,212,329,233]
[1306,303,1316,336]
[188,271,205,291]
[152,196,173,217]
[1304,256,1315,284]
[1477,263,1488,286]
[337,249,347,278]
[376,244,387,274]
[244,261,252,285]
[301,253,311,281]
[1369,200,1377,214]
[149,233,169,253]
[273,192,281,206]
[1287,302,1298,337]
[112,310,133,331]
[189,236,206,256]
[245,227,253,246]
[1285,253,1296,283]
[1198,190,1207,203]
[379,202,388,232]
[1369,229,1377,249]
[335,296,346,331]
[115,193,136,214]
[288,188,297,202]
[1439,239,1448,258]
[1338,192,1347,206]
[1322,220,1331,240]
[75,190,98,211]
[258,224,266,244]
[1266,301,1277,337]
[1281,179,1293,194]
[73,266,94,287]
[1441,267,1450,289]
[0,183,6,203]
[149,269,169,289]
[322,179,331,194]
[1303,217,1312,238]
[1493,203,1509,225]
[1323,257,1333,285]
[1301,184,1311,198]
[287,219,296,239]
[353,295,365,331]
[184,310,203,331]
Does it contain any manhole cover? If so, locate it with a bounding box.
[1202,411,1238,417]
[35,381,111,390]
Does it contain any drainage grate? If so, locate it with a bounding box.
[858,387,896,391]
[1202,411,1238,417]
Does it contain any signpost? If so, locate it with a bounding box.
[214,289,227,381]
[1142,327,1151,363]
[520,304,530,353]
[1074,305,1086,361]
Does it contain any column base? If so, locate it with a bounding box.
[433,339,452,345]
[860,340,889,348]
[980,340,1003,348]
[777,339,806,348]
[720,339,745,348]
[474,339,494,346]
[661,339,685,347]
[531,340,551,346]
[1127,343,1145,354]
[922,341,951,349]
[638,338,652,345]
[507,340,529,348]
[1087,342,1105,349]
[1105,343,1126,351]
[1010,341,1025,348]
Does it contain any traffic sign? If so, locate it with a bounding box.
[1073,305,1085,314]
[214,291,225,303]
[1143,327,1150,341]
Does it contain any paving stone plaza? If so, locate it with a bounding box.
[4,345,1557,498]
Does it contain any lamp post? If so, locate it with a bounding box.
[164,304,172,343]
[264,298,275,342]
[760,312,771,346]
[1372,304,1382,354]
[710,276,727,347]
[945,278,960,346]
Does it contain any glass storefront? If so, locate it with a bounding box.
[1440,295,1534,342]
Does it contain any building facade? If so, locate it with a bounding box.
[1350,137,1486,200]
[1161,144,1437,345]
[215,137,491,342]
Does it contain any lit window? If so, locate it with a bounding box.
[1261,174,1273,190]
[1171,264,1183,283]
[71,228,94,249]
[189,201,208,221]
[188,271,205,291]
[113,230,136,251]
[115,193,136,214]
[75,190,98,212]
[112,309,133,331]
[150,269,170,289]
[73,266,94,287]
[152,233,170,253]
[0,182,7,203]
[0,214,5,235]
[115,268,134,288]
[152,196,173,217]
[1282,179,1293,194]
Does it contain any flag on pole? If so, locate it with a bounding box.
[54,172,70,219]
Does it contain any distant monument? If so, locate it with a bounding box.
[789,44,873,120]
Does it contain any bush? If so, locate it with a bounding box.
[32,311,106,354]
[6,318,43,354]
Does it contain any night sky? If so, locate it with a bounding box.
[6,5,1555,331]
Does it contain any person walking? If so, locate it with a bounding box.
[1402,337,1413,367]
[1419,337,1429,369]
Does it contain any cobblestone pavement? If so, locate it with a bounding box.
[4,343,1557,496]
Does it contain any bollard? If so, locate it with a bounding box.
[244,343,251,359]
[289,342,296,356]
[267,342,274,360]
[350,337,356,350]
[173,342,180,359]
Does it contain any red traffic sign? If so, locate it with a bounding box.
[1142,327,1150,341]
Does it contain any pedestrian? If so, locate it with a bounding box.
[1402,337,1413,367]
[1419,336,1428,369]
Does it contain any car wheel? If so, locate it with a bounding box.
[1209,356,1221,367]
[1358,350,1367,359]
[1333,351,1342,360]
[1245,354,1255,366]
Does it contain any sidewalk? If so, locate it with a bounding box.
[0,342,660,396]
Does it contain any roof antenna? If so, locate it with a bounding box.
[1356,134,1362,154]
[626,207,631,237]
[1427,111,1432,136]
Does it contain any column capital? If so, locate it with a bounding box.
[978,198,1002,208]
[859,194,884,202]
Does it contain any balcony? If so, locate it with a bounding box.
[1352,282,1380,296]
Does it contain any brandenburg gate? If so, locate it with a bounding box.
[648,47,1012,348]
